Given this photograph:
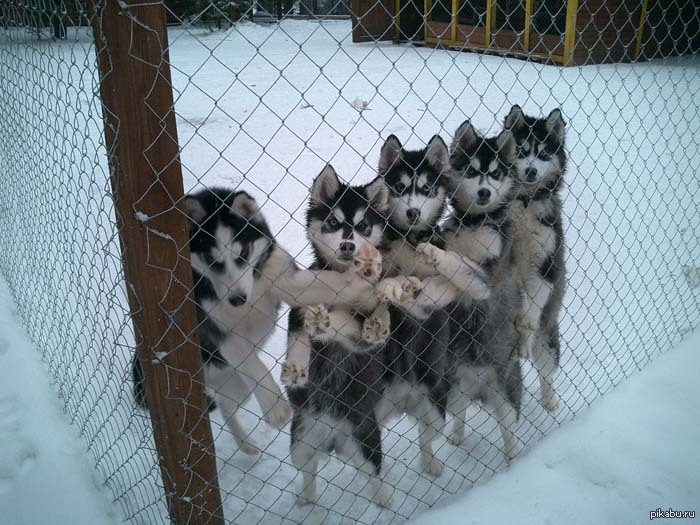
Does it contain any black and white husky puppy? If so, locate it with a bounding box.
[384,122,524,459]
[288,163,451,508]
[504,105,567,411]
[132,188,380,455]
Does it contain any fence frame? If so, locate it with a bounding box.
[90,1,224,522]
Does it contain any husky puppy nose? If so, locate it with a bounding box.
[477,188,491,201]
[339,242,356,257]
[228,294,247,307]
[406,208,421,222]
[525,167,538,182]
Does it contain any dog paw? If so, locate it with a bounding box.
[280,360,308,388]
[421,454,443,476]
[447,430,464,446]
[416,242,444,267]
[304,304,332,338]
[296,486,318,506]
[376,277,423,305]
[542,394,559,412]
[362,307,391,345]
[353,244,382,282]
[264,397,292,429]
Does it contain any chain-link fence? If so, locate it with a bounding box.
[1,0,699,523]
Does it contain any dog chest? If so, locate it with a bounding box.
[511,202,557,270]
[203,293,278,346]
[447,226,504,264]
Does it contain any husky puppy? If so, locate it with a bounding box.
[503,105,567,411]
[384,122,524,459]
[288,165,450,507]
[132,188,382,454]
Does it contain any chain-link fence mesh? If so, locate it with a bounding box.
[1,0,699,523]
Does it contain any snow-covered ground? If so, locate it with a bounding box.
[0,278,118,525]
[0,18,699,524]
[0,272,697,524]
[411,329,700,525]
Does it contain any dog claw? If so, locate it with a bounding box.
[362,306,391,344]
[304,305,332,337]
[376,276,423,305]
[353,244,383,282]
[280,360,308,388]
[416,242,444,267]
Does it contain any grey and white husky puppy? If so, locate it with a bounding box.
[504,105,567,411]
[382,122,524,459]
[287,162,453,508]
[132,188,380,454]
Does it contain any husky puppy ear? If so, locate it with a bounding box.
[496,129,517,164]
[504,105,526,131]
[365,176,389,214]
[378,135,403,174]
[545,108,566,142]
[450,120,479,158]
[425,135,449,172]
[185,196,207,225]
[230,191,261,221]
[311,165,341,205]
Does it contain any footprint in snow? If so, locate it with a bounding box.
[0,396,38,493]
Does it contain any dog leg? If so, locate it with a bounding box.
[291,437,320,505]
[415,402,443,476]
[205,367,260,454]
[305,304,383,353]
[219,339,291,429]
[446,388,467,446]
[516,275,553,359]
[488,389,520,462]
[265,245,381,309]
[280,330,311,388]
[361,302,391,345]
[416,243,491,300]
[532,331,560,411]
[347,420,392,508]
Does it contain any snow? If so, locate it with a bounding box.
[0,18,699,525]
[411,330,700,525]
[0,278,118,525]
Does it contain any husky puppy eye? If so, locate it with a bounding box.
[517,145,528,159]
[327,216,339,227]
[356,220,370,234]
[489,168,505,180]
[538,150,552,161]
[394,182,407,194]
[234,245,249,267]
[420,184,434,196]
[464,166,478,178]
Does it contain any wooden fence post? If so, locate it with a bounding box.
[90,1,224,523]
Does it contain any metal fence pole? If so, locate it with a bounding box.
[90,1,224,523]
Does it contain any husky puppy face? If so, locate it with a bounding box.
[378,135,450,231]
[449,120,516,214]
[186,189,273,307]
[504,105,566,192]
[307,165,388,269]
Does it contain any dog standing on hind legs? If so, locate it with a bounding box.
[132,187,383,455]
[504,105,567,412]
[382,122,525,460]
